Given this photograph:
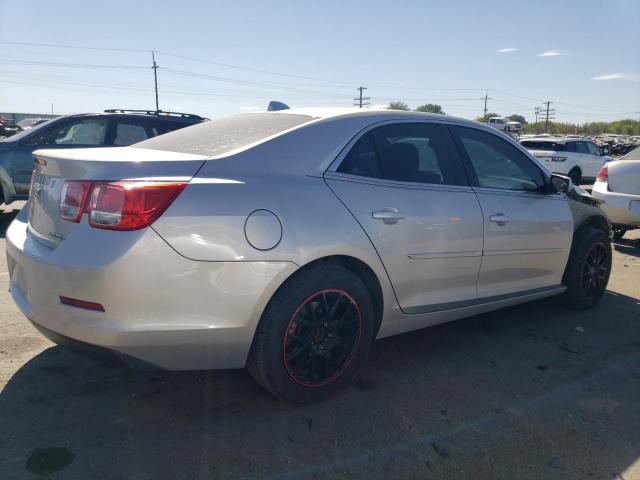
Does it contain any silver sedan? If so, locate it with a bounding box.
[6,109,612,402]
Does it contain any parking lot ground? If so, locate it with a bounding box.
[1,202,639,480]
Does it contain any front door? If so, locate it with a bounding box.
[450,126,574,298]
[10,117,110,194]
[325,122,484,313]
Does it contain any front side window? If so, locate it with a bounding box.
[586,142,600,156]
[337,123,467,186]
[26,118,108,146]
[453,126,546,192]
[575,141,590,154]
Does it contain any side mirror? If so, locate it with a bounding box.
[601,148,610,156]
[549,174,571,194]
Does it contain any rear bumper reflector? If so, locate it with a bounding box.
[59,296,105,312]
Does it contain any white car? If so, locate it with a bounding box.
[483,117,520,133]
[592,147,640,241]
[520,137,612,185]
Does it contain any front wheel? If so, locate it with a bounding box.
[247,264,375,403]
[562,227,612,309]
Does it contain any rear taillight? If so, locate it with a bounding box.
[88,181,187,230]
[596,165,608,182]
[59,180,186,230]
[60,181,91,222]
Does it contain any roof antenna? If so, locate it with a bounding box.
[267,101,290,112]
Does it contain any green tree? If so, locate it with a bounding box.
[475,112,501,122]
[388,101,409,111]
[507,114,527,124]
[415,104,445,114]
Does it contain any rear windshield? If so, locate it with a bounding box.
[520,141,567,152]
[134,113,316,156]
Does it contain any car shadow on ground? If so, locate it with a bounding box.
[613,236,640,258]
[1,292,640,479]
[0,207,20,239]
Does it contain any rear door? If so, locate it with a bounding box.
[325,122,484,313]
[450,126,573,298]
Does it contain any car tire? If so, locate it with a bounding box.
[568,168,582,185]
[562,227,611,310]
[247,264,375,403]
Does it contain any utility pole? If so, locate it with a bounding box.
[482,90,493,118]
[151,51,159,112]
[534,106,541,132]
[353,86,370,108]
[542,101,555,132]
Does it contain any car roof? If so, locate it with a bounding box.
[54,111,205,123]
[267,107,485,129]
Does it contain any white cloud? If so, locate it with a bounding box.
[239,106,260,111]
[591,72,640,82]
[497,47,518,53]
[538,50,565,57]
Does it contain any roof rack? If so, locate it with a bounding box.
[104,109,206,120]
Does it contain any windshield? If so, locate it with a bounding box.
[621,147,640,160]
[135,113,316,156]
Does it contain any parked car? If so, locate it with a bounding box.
[591,149,640,241]
[483,117,521,133]
[0,109,207,205]
[17,117,51,130]
[520,137,612,185]
[0,121,23,138]
[7,108,612,403]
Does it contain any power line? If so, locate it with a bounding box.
[354,86,370,108]
[151,51,159,111]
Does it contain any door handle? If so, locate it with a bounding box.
[489,213,510,226]
[372,208,404,224]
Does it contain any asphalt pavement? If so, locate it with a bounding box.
[1,202,639,480]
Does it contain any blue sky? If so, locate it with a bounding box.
[1,0,639,123]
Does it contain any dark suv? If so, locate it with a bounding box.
[0,109,207,204]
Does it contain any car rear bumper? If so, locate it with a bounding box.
[592,185,640,227]
[6,207,298,370]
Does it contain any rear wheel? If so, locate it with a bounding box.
[568,168,582,186]
[562,227,611,309]
[247,264,375,403]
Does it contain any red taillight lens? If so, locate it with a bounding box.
[596,164,608,182]
[60,181,91,222]
[87,181,187,230]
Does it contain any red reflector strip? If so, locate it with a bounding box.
[59,296,105,312]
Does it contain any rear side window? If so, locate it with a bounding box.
[135,113,316,156]
[453,126,546,192]
[338,123,467,186]
[521,141,567,152]
[114,122,149,145]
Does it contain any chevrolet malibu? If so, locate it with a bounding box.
[6,109,612,403]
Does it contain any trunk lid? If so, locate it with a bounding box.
[28,146,207,248]
[608,160,640,195]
